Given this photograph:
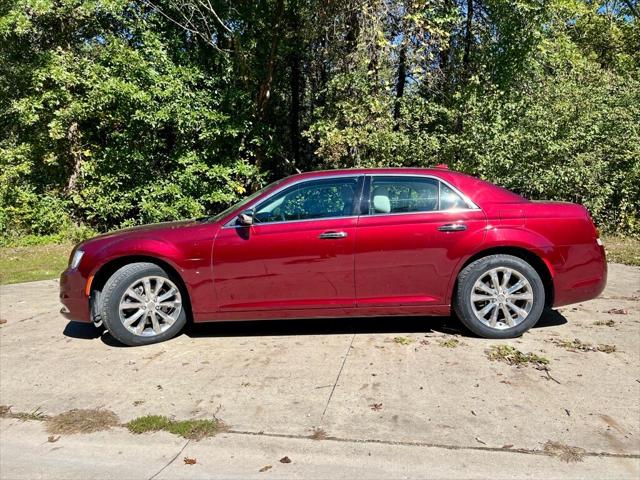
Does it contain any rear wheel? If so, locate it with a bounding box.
[453,254,545,339]
[98,262,187,346]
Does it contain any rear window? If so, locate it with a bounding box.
[368,176,469,214]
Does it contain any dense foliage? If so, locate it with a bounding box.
[1,0,638,240]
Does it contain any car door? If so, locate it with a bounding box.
[355,175,486,307]
[212,175,363,311]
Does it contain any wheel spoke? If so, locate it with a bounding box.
[157,287,177,303]
[490,271,501,291]
[507,301,529,320]
[501,269,512,288]
[142,278,152,300]
[471,293,494,302]
[476,282,496,296]
[507,280,525,294]
[153,278,164,299]
[120,301,143,310]
[136,314,148,334]
[501,304,515,327]
[125,288,145,303]
[508,293,533,301]
[157,300,180,308]
[150,311,162,334]
[123,308,145,327]
[477,301,496,318]
[489,304,499,327]
[156,309,176,326]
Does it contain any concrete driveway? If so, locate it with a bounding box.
[1,263,639,479]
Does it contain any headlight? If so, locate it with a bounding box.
[70,250,84,269]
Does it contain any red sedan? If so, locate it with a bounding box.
[60,168,607,346]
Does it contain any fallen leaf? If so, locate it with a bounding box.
[370,403,383,411]
[502,444,513,449]
[606,308,628,315]
[0,319,7,325]
[279,456,292,464]
[47,435,60,443]
[475,437,486,445]
[259,465,272,472]
[183,457,196,465]
[471,410,476,416]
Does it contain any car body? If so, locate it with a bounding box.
[60,167,607,345]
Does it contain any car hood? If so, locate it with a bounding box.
[77,219,208,251]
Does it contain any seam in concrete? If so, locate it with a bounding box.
[148,438,190,480]
[224,429,640,460]
[321,333,356,419]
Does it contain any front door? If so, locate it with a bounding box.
[355,175,487,306]
[213,176,362,311]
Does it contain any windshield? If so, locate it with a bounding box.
[205,178,286,222]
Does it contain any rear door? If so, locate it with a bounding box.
[355,175,486,307]
[213,175,363,311]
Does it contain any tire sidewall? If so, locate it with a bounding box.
[454,255,545,339]
[100,263,187,346]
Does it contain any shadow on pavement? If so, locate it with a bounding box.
[62,308,567,347]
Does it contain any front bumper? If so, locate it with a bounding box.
[59,267,91,322]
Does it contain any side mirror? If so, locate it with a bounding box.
[237,210,254,226]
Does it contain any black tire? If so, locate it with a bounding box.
[98,262,187,346]
[453,254,545,339]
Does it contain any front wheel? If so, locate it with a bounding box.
[98,262,187,346]
[453,254,545,339]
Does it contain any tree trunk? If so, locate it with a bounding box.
[393,42,407,130]
[462,0,474,81]
[289,3,302,166]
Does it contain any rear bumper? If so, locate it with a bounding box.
[552,242,607,307]
[59,268,91,323]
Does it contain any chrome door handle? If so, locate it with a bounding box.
[438,223,467,232]
[319,231,348,239]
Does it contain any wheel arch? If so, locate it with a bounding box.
[90,255,193,321]
[454,246,555,308]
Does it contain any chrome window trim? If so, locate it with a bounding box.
[222,174,363,228]
[221,172,481,228]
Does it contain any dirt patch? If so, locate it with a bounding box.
[593,319,616,327]
[485,345,549,368]
[126,414,225,440]
[543,440,586,463]
[46,409,119,435]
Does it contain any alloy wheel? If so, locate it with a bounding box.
[118,276,182,337]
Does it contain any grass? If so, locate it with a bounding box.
[550,338,616,353]
[602,235,640,266]
[438,338,462,348]
[0,243,71,285]
[309,427,328,440]
[46,409,120,434]
[393,336,413,345]
[486,345,550,368]
[126,415,225,440]
[543,440,586,463]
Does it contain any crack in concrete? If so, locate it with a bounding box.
[321,333,356,420]
[225,429,640,459]
[148,438,190,480]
